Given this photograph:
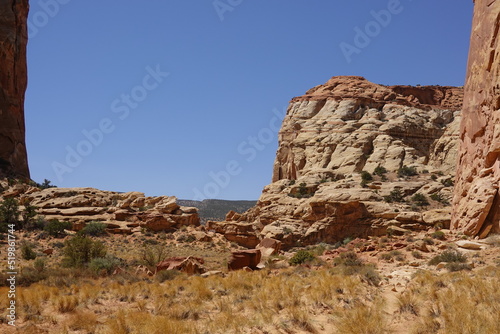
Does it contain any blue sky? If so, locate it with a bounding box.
[25,0,474,200]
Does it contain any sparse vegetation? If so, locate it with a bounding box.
[0,197,19,231]
[384,188,405,203]
[62,235,107,267]
[441,178,454,187]
[431,230,446,240]
[428,249,467,266]
[79,221,107,236]
[411,193,429,206]
[289,250,315,265]
[44,219,72,237]
[398,165,418,177]
[373,166,388,176]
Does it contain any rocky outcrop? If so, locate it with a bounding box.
[452,0,500,238]
[209,77,463,249]
[0,0,30,178]
[0,180,200,233]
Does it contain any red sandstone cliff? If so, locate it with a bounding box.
[0,0,30,178]
[452,0,500,237]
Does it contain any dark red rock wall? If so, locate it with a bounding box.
[452,0,500,236]
[0,0,30,178]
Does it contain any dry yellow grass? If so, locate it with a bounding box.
[3,232,500,334]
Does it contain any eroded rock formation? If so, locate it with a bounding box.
[0,0,30,178]
[0,180,200,233]
[452,0,500,237]
[209,77,463,249]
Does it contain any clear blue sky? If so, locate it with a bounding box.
[25,0,474,200]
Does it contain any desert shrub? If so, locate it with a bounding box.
[333,252,380,285]
[21,202,38,229]
[423,237,435,245]
[428,249,467,266]
[360,171,373,181]
[289,250,315,265]
[156,269,183,283]
[412,251,423,259]
[33,258,46,272]
[44,219,72,237]
[289,179,296,185]
[89,256,120,275]
[16,266,48,286]
[430,193,449,204]
[334,251,363,267]
[36,179,56,189]
[398,165,418,177]
[380,250,405,262]
[62,235,107,267]
[384,188,405,203]
[373,166,388,176]
[176,234,196,243]
[79,221,107,236]
[441,178,454,187]
[411,193,429,206]
[431,174,438,181]
[21,242,37,260]
[431,230,446,240]
[0,197,19,231]
[140,244,168,268]
[445,262,472,272]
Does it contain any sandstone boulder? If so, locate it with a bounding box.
[156,257,205,275]
[228,249,262,271]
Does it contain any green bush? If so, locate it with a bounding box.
[44,219,72,237]
[383,189,405,203]
[21,242,37,260]
[21,202,38,230]
[79,221,107,236]
[373,166,388,176]
[289,250,315,265]
[62,235,107,267]
[89,256,120,275]
[411,193,429,206]
[398,166,418,177]
[430,193,449,204]
[334,251,363,267]
[428,250,467,266]
[33,258,46,272]
[441,178,454,187]
[360,171,373,182]
[431,230,446,240]
[0,197,19,231]
[140,244,168,268]
[36,179,56,189]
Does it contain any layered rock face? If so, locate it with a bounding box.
[452,0,500,237]
[209,77,463,249]
[0,0,30,178]
[1,181,200,233]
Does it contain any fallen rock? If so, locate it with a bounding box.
[228,249,262,271]
[455,240,484,250]
[156,256,205,275]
